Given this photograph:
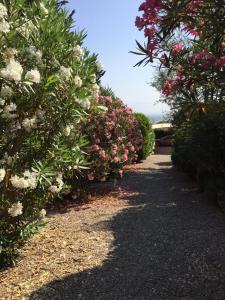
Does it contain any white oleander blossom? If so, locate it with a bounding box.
[0,59,23,81]
[8,202,23,217]
[2,103,17,119]
[73,45,85,59]
[22,116,37,132]
[59,66,72,81]
[40,2,48,15]
[91,83,100,98]
[25,69,41,83]
[0,3,8,19]
[0,19,10,33]
[90,74,96,84]
[2,153,14,165]
[0,98,5,106]
[10,170,38,189]
[18,19,35,37]
[74,75,82,88]
[0,168,6,182]
[49,173,64,193]
[63,124,73,136]
[26,46,42,61]
[76,98,91,110]
[1,85,13,98]
[39,209,46,219]
[96,61,104,72]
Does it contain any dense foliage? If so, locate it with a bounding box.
[0,0,103,267]
[134,113,155,160]
[172,103,225,209]
[135,0,225,209]
[135,0,225,111]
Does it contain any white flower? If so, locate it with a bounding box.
[10,175,29,189]
[96,61,104,72]
[97,105,108,112]
[91,83,100,98]
[73,45,85,59]
[59,66,72,81]
[0,168,6,182]
[23,170,38,189]
[63,125,73,136]
[0,19,10,33]
[18,19,35,37]
[0,3,8,19]
[1,85,13,98]
[22,117,37,132]
[40,2,48,15]
[10,171,37,189]
[0,59,23,81]
[0,98,5,106]
[26,46,42,61]
[3,153,13,165]
[49,174,64,193]
[90,74,96,83]
[39,208,46,219]
[76,98,91,110]
[2,103,17,119]
[25,69,41,83]
[8,202,23,217]
[74,75,82,88]
[4,103,16,112]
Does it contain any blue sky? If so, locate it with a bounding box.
[66,0,169,116]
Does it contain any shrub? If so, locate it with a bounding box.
[83,96,143,181]
[0,0,102,268]
[134,113,155,160]
[172,103,225,209]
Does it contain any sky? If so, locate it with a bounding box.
[66,0,169,117]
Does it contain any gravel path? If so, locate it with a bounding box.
[2,153,225,299]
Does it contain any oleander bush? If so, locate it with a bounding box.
[83,96,143,181]
[134,113,155,161]
[0,0,103,267]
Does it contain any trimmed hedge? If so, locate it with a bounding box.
[134,113,155,160]
[172,103,225,210]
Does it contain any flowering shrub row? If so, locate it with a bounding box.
[0,1,152,268]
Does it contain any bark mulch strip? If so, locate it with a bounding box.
[0,183,136,300]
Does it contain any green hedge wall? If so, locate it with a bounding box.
[172,104,225,210]
[134,113,155,160]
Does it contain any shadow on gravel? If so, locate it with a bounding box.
[29,158,225,300]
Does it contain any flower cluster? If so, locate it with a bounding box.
[83,96,143,181]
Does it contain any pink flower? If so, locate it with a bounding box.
[119,170,123,177]
[114,156,120,163]
[88,173,95,181]
[122,154,128,162]
[99,150,106,159]
[172,43,184,55]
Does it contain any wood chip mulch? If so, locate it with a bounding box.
[0,183,138,300]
